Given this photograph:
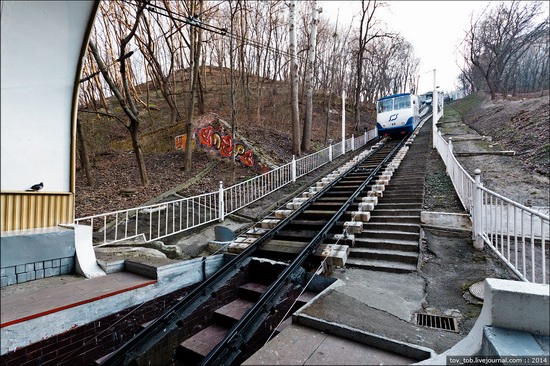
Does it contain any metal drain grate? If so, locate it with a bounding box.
[415,313,458,333]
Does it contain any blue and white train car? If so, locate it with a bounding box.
[376,93,420,138]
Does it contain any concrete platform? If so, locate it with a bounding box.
[238,216,520,365]
[243,323,418,365]
[1,272,156,328]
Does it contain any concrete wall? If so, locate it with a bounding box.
[417,278,550,364]
[1,255,228,355]
[0,227,75,287]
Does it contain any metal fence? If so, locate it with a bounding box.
[433,124,549,284]
[75,131,377,246]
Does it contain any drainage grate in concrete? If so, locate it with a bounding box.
[415,313,458,333]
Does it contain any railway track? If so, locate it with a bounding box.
[99,119,431,366]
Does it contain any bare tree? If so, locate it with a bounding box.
[134,2,182,126]
[301,1,320,153]
[184,0,204,172]
[88,1,150,186]
[353,0,383,132]
[76,119,94,186]
[229,0,238,173]
[289,0,301,156]
[465,0,548,99]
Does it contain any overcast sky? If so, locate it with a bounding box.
[319,1,495,94]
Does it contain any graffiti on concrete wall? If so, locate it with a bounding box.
[174,134,195,151]
[194,125,255,167]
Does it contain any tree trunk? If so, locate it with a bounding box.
[289,0,301,156]
[301,1,319,153]
[76,119,94,186]
[88,38,150,186]
[230,3,237,172]
[129,121,149,186]
[184,0,203,172]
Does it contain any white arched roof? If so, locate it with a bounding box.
[1,1,98,192]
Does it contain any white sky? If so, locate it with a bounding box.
[320,1,494,94]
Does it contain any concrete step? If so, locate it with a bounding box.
[353,237,419,252]
[382,190,424,196]
[177,323,229,363]
[346,202,422,211]
[239,282,268,302]
[375,202,423,210]
[370,209,422,217]
[481,326,550,357]
[368,215,421,224]
[345,257,417,273]
[214,298,255,328]
[369,197,423,204]
[358,229,419,242]
[361,222,420,234]
[349,247,418,265]
[385,181,425,188]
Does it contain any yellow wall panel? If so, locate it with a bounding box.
[1,192,74,232]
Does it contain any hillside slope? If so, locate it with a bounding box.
[75,90,549,218]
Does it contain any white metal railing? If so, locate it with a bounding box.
[75,131,378,246]
[75,191,220,246]
[433,121,549,284]
[434,131,475,212]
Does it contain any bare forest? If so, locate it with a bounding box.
[76,0,549,218]
[458,1,549,99]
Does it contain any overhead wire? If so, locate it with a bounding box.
[82,0,372,92]
[137,0,351,83]
[80,0,194,82]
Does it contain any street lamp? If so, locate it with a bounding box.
[432,69,437,148]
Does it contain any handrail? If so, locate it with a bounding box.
[75,131,377,245]
[432,116,549,285]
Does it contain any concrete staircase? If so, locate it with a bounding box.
[175,282,316,364]
[345,149,427,273]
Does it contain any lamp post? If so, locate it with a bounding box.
[432,69,438,148]
[342,90,346,156]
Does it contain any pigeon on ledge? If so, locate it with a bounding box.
[28,182,43,191]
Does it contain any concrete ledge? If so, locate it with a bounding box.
[421,211,471,232]
[1,226,75,267]
[97,259,125,274]
[124,255,227,283]
[482,326,549,356]
[417,278,550,365]
[293,313,435,361]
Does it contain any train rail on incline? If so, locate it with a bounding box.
[99,126,426,366]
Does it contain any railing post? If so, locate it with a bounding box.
[446,137,453,177]
[364,131,367,146]
[328,142,333,162]
[473,169,484,250]
[341,90,346,156]
[351,134,355,151]
[218,181,225,222]
[432,69,438,149]
[291,155,297,182]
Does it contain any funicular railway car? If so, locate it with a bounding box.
[376,92,420,138]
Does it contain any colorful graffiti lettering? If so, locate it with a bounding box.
[194,125,255,167]
[174,134,195,151]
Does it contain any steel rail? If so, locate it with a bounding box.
[98,138,402,366]
[200,138,407,366]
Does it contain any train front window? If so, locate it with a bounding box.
[394,95,411,110]
[378,99,393,113]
